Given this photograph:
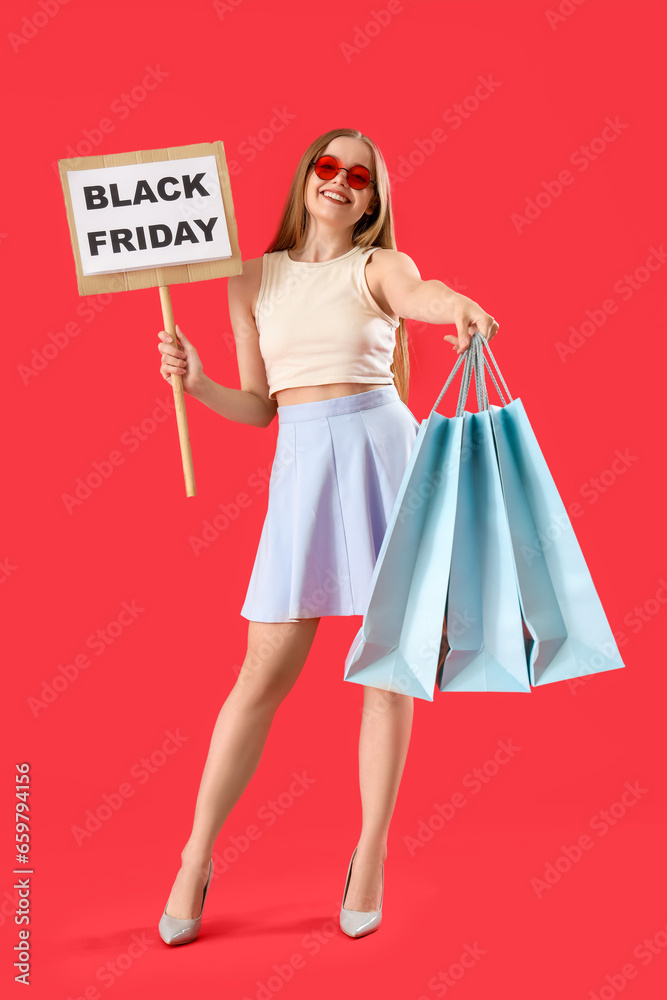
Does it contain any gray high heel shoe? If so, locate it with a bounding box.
[158,859,213,946]
[339,847,383,938]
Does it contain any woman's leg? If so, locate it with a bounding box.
[164,617,321,919]
[342,687,414,911]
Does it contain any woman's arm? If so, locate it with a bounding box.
[188,259,278,429]
[374,250,499,355]
[188,374,274,429]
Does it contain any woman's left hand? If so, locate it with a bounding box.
[443,295,500,355]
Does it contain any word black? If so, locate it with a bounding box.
[83,173,209,210]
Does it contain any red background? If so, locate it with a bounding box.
[2,0,665,997]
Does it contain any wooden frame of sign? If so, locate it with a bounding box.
[58,141,243,498]
[59,140,242,294]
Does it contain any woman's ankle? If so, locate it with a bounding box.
[180,844,212,868]
[355,838,388,863]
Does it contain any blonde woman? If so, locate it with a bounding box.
[157,127,499,945]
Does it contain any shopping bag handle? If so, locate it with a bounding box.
[431,331,513,415]
[455,333,512,415]
[473,333,512,410]
[459,334,486,414]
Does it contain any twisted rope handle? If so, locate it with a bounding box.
[472,335,488,412]
[479,335,513,410]
[431,347,468,412]
[457,335,485,414]
[431,331,513,416]
[456,333,513,415]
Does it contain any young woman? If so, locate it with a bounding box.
[157,127,499,945]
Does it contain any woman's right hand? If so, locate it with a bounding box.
[158,324,205,395]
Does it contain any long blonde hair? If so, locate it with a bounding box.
[264,128,411,405]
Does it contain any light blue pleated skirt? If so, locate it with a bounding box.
[240,385,420,623]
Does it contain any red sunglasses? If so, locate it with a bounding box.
[310,154,375,190]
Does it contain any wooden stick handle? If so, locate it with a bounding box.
[159,285,196,498]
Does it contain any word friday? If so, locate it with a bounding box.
[82,172,218,256]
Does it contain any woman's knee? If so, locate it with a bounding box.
[363,683,412,703]
[362,685,414,716]
[235,618,320,704]
[234,659,291,707]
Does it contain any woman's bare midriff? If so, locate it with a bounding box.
[274,383,390,407]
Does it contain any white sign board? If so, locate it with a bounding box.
[67,155,232,276]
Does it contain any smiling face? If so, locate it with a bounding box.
[304,135,378,230]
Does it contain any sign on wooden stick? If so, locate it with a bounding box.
[59,141,243,496]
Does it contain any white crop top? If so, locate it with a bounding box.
[254,245,399,400]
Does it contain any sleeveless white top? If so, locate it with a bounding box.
[255,245,399,400]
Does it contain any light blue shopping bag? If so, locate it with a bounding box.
[439,405,531,692]
[345,331,626,699]
[345,338,485,699]
[454,333,625,686]
[488,396,625,686]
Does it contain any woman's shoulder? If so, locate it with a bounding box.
[364,246,412,260]
[227,255,266,289]
[364,246,417,277]
[229,254,265,276]
[227,256,267,322]
[363,246,416,268]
